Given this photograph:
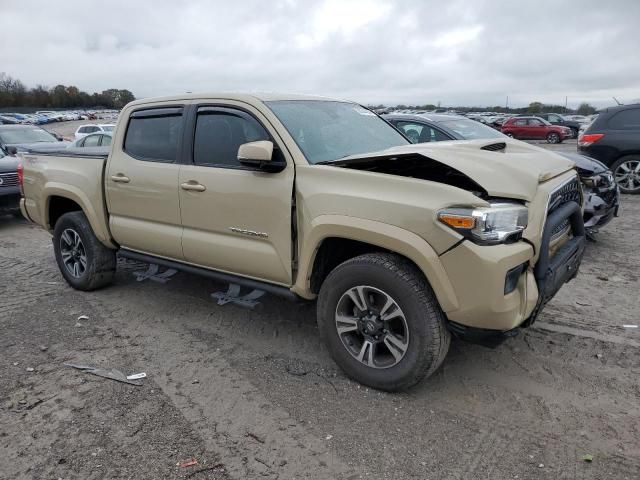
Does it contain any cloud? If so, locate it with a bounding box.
[1,0,638,108]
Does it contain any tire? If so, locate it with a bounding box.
[546,132,560,144]
[317,253,450,391]
[611,156,640,194]
[53,211,116,290]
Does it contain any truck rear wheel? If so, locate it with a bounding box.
[317,253,450,391]
[53,211,116,291]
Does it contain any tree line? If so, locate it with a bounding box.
[368,101,598,115]
[0,72,135,109]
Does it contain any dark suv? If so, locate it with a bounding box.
[522,113,581,138]
[578,104,640,194]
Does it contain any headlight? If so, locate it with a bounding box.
[438,202,528,245]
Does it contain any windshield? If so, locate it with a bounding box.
[438,118,506,139]
[0,127,57,144]
[266,100,408,164]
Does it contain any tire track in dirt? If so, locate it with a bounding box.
[85,292,357,480]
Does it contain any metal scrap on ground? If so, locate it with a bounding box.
[63,363,145,386]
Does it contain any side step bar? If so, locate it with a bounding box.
[118,249,301,302]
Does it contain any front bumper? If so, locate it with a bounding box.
[0,186,21,213]
[583,185,619,229]
[441,200,585,338]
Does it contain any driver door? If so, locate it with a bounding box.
[178,105,295,285]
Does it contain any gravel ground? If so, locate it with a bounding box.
[1,128,638,479]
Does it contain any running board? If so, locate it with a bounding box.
[118,249,300,301]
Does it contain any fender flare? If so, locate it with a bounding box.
[42,182,116,249]
[292,215,459,312]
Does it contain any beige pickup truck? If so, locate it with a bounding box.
[19,94,586,390]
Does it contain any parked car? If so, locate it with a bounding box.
[0,148,21,217]
[578,104,640,194]
[74,124,115,140]
[19,93,586,391]
[501,116,572,143]
[0,125,70,154]
[0,115,21,125]
[68,132,112,148]
[520,113,581,138]
[384,114,618,234]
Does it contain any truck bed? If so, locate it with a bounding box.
[20,148,114,247]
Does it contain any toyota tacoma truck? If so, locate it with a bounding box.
[18,94,586,391]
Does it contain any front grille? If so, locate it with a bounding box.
[0,172,19,188]
[548,177,581,214]
[550,218,570,239]
[600,188,617,205]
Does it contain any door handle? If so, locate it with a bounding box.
[181,181,206,192]
[111,174,130,183]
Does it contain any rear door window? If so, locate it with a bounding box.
[124,107,183,162]
[608,108,640,130]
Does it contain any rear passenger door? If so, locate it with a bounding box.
[106,106,186,260]
[178,104,295,285]
[527,118,546,139]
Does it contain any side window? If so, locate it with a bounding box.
[87,126,99,133]
[608,108,640,130]
[83,134,100,147]
[396,121,423,143]
[124,108,183,162]
[514,119,527,126]
[101,135,112,146]
[193,108,270,168]
[528,119,543,126]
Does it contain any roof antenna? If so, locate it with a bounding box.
[613,96,622,105]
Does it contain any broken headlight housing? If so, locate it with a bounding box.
[438,202,528,245]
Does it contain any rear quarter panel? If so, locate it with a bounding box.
[20,152,114,248]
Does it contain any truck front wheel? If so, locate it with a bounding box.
[53,211,116,291]
[317,253,450,391]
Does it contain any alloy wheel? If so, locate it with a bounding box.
[59,228,87,278]
[614,159,640,192]
[335,286,409,369]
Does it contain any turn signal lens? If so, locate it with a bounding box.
[439,214,475,229]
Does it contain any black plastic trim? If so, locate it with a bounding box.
[118,249,301,301]
[447,321,520,348]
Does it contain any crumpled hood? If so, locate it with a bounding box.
[333,139,576,201]
[556,152,608,176]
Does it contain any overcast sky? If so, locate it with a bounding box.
[1,0,638,108]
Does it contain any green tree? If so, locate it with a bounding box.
[528,102,543,114]
[576,102,597,115]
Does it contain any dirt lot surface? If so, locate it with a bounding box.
[1,136,639,479]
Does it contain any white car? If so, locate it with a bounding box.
[74,124,115,140]
[67,132,112,148]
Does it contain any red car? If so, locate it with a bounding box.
[501,116,572,144]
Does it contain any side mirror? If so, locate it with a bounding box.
[7,146,18,156]
[237,140,273,166]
